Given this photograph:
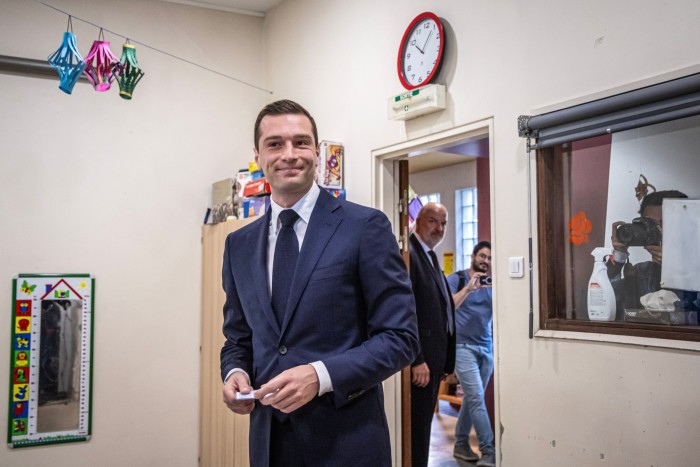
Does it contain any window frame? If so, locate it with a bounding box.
[455,187,478,271]
[524,70,700,344]
[535,134,700,343]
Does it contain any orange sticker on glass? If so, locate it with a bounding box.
[569,211,592,245]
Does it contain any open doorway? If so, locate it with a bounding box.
[372,118,495,466]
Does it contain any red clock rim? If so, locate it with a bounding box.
[396,11,445,91]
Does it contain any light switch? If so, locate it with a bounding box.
[508,256,524,278]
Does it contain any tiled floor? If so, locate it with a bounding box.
[429,401,481,467]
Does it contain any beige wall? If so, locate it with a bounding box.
[2,0,700,466]
[0,0,265,465]
[263,1,700,466]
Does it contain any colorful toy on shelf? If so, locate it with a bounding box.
[116,41,144,99]
[83,29,123,92]
[47,17,87,94]
[243,178,271,197]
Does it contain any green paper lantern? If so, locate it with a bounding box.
[117,43,144,100]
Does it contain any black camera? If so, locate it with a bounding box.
[479,275,492,286]
[616,216,661,246]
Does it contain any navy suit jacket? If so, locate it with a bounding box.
[408,234,456,376]
[221,188,419,467]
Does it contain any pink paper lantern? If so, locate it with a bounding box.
[83,33,123,92]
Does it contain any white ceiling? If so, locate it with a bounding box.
[159,0,283,17]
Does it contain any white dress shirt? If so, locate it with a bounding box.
[226,184,333,396]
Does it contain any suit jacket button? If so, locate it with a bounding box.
[278,346,287,355]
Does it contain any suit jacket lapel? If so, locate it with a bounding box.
[281,190,342,335]
[253,208,280,334]
[411,234,449,307]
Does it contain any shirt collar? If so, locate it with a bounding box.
[269,184,321,232]
[414,232,433,255]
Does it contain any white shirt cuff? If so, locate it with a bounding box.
[224,368,250,384]
[309,361,332,395]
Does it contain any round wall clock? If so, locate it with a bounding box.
[397,12,445,90]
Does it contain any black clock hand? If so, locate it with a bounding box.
[421,30,433,54]
[413,40,424,54]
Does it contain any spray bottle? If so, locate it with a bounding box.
[587,247,616,321]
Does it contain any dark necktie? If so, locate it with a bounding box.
[271,209,300,327]
[429,250,455,335]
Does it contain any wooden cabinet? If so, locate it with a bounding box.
[199,219,256,467]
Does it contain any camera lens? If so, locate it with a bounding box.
[615,223,637,245]
[479,276,492,286]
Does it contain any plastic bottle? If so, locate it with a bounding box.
[587,247,616,321]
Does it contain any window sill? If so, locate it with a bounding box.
[536,319,700,352]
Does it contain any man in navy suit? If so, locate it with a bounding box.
[221,99,419,467]
[408,203,456,467]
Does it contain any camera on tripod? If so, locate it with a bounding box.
[615,217,661,246]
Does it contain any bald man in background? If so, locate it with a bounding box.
[408,203,456,467]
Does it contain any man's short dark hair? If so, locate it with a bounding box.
[254,99,318,151]
[639,190,688,215]
[472,241,491,257]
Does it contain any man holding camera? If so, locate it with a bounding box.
[446,241,495,467]
[607,189,700,317]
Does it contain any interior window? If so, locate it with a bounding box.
[535,115,700,341]
[455,187,478,271]
[419,192,441,205]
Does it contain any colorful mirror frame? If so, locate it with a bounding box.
[7,274,94,448]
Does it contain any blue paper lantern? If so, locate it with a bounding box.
[47,30,87,94]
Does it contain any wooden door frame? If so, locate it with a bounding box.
[371,118,495,466]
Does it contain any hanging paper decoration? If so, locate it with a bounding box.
[117,42,145,100]
[47,17,87,94]
[569,211,592,245]
[83,29,123,92]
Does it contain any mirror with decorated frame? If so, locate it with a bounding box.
[8,274,94,448]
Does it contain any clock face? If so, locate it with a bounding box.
[397,12,445,90]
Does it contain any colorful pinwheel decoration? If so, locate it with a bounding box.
[47,16,87,94]
[117,41,145,99]
[83,29,123,92]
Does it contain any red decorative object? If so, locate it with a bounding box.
[243,178,271,197]
[569,211,592,245]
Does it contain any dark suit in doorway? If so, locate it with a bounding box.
[409,232,456,467]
